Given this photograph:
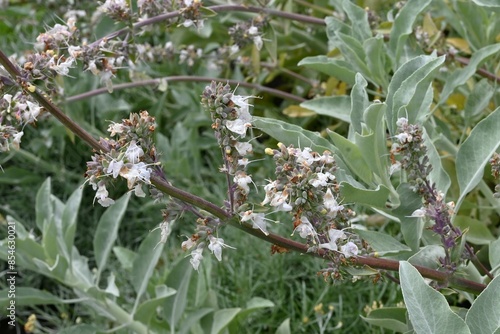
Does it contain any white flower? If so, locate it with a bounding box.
[231,95,253,121]
[261,180,276,205]
[296,147,320,166]
[238,158,250,167]
[319,229,346,251]
[395,132,412,143]
[319,152,334,164]
[247,26,258,35]
[120,162,152,189]
[95,183,115,207]
[99,0,128,13]
[181,238,196,251]
[107,159,124,178]
[152,221,171,249]
[292,216,317,239]
[396,117,408,128]
[87,60,100,75]
[234,171,253,195]
[25,101,41,122]
[230,44,240,55]
[341,242,358,258]
[310,172,335,188]
[11,131,24,150]
[48,56,75,76]
[323,189,344,218]
[125,141,144,163]
[235,142,252,156]
[410,208,426,218]
[389,161,401,175]
[270,190,292,212]
[134,184,146,197]
[208,236,235,261]
[36,24,71,44]
[253,36,263,50]
[3,94,12,104]
[107,122,125,136]
[240,210,268,235]
[225,119,252,137]
[190,248,203,271]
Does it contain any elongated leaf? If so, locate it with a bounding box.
[67,248,93,289]
[464,79,494,120]
[342,0,372,41]
[408,245,445,270]
[131,230,164,300]
[391,56,445,131]
[364,36,389,89]
[253,116,334,153]
[393,184,426,251]
[386,55,440,134]
[454,216,496,245]
[42,217,60,263]
[340,183,390,209]
[456,107,500,209]
[423,129,451,195]
[440,44,500,104]
[275,318,291,334]
[465,274,500,333]
[112,246,137,271]
[336,33,371,80]
[36,178,52,232]
[61,185,83,262]
[235,297,274,323]
[361,307,408,333]
[357,103,390,181]
[298,56,356,84]
[134,285,176,324]
[328,130,373,185]
[471,0,500,8]
[94,193,131,275]
[400,261,471,334]
[354,229,410,255]
[325,16,352,47]
[211,308,242,334]
[350,73,369,134]
[300,96,351,123]
[389,0,432,67]
[0,287,63,309]
[163,258,193,331]
[178,308,215,334]
[490,237,500,272]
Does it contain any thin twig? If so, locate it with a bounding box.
[90,4,325,48]
[66,76,306,103]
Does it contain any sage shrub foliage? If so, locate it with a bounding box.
[0,0,500,333]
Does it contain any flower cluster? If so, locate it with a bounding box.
[264,143,353,231]
[201,81,256,210]
[98,0,132,22]
[84,111,158,207]
[179,0,205,29]
[263,143,363,280]
[180,215,235,271]
[137,0,174,18]
[174,82,262,270]
[228,17,267,54]
[391,118,462,271]
[0,91,43,152]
